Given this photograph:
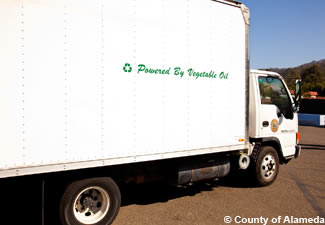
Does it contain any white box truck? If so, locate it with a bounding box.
[0,0,302,224]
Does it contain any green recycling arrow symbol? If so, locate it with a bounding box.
[123,63,132,72]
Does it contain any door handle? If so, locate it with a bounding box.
[262,121,269,127]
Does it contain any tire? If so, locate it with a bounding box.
[254,146,280,186]
[60,177,121,225]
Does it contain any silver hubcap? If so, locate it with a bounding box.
[73,186,110,224]
[260,154,276,180]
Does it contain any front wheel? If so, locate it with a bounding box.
[60,177,121,225]
[254,146,280,186]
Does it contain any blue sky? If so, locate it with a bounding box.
[242,0,325,69]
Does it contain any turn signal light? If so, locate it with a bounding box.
[296,132,301,144]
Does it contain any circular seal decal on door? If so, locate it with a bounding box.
[270,119,279,132]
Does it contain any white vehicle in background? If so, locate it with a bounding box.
[0,0,301,224]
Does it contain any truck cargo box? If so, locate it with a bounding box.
[0,0,249,178]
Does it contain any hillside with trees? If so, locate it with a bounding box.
[264,59,325,97]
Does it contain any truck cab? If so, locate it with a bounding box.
[248,69,301,185]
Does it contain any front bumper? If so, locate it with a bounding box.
[295,145,301,158]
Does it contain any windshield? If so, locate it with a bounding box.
[258,76,293,119]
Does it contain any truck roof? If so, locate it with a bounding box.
[250,69,282,78]
[224,0,242,4]
[214,0,250,25]
[216,0,242,6]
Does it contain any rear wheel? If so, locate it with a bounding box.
[60,177,121,225]
[254,146,280,186]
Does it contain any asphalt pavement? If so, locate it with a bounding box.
[113,126,325,225]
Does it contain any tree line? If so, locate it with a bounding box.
[265,59,325,97]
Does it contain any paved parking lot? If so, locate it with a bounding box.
[114,126,325,225]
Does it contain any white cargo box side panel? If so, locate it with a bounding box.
[187,0,246,149]
[0,1,104,168]
[104,0,246,155]
[0,1,68,167]
[0,0,247,177]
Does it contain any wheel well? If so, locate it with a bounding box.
[250,137,286,164]
[260,141,285,164]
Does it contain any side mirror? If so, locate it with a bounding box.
[294,79,302,111]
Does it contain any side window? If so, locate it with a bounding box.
[258,76,293,119]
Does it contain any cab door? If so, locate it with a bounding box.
[257,75,298,158]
